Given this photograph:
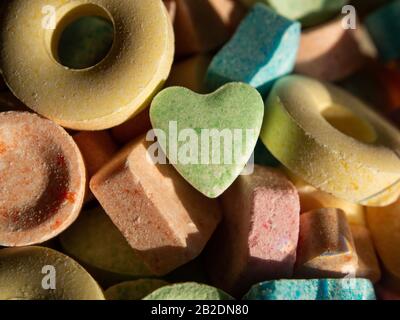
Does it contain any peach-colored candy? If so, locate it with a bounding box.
[295,208,358,279]
[73,131,117,177]
[166,55,212,93]
[351,225,381,283]
[206,165,300,296]
[111,108,152,146]
[209,0,246,33]
[295,18,366,81]
[90,136,222,275]
[0,112,86,246]
[164,0,177,22]
[174,0,244,56]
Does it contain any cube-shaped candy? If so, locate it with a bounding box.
[295,208,358,279]
[206,3,300,96]
[351,225,381,283]
[243,278,376,300]
[90,136,222,275]
[367,200,400,290]
[206,165,300,296]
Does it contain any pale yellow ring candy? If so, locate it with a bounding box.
[0,0,174,130]
[261,75,400,206]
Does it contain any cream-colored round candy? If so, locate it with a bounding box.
[261,75,400,206]
[0,0,174,130]
[0,246,105,300]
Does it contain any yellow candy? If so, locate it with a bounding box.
[351,225,381,284]
[0,0,174,130]
[284,168,366,225]
[367,200,400,289]
[261,75,400,206]
[0,246,104,300]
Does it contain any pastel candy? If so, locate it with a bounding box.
[295,208,358,279]
[295,18,366,81]
[166,55,212,93]
[143,282,234,300]
[205,4,300,96]
[111,108,152,146]
[150,83,264,198]
[260,75,400,206]
[239,0,348,27]
[284,170,366,225]
[174,0,244,56]
[60,207,154,285]
[366,0,400,62]
[351,225,381,283]
[90,136,222,275]
[367,199,400,290]
[243,279,376,300]
[206,165,300,296]
[0,112,85,246]
[105,279,169,300]
[73,130,117,177]
[0,0,174,130]
[0,246,104,300]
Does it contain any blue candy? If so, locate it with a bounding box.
[366,0,400,62]
[243,279,376,300]
[205,3,300,96]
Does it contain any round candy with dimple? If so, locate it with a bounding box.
[60,207,154,284]
[243,279,376,300]
[0,0,174,130]
[0,112,85,246]
[105,279,169,300]
[143,282,234,300]
[238,0,348,27]
[0,246,104,300]
[260,75,400,206]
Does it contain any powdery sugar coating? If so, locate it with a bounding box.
[206,165,300,296]
[0,112,85,246]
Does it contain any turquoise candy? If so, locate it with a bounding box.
[205,3,300,96]
[366,0,400,62]
[243,279,376,300]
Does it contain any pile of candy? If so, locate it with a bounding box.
[1,0,400,300]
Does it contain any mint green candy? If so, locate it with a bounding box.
[143,282,234,300]
[105,279,169,300]
[150,83,264,198]
[239,0,348,27]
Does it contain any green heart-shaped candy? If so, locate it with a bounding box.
[150,82,264,198]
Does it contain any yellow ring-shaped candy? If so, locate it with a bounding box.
[261,75,400,206]
[0,0,174,130]
[0,246,104,300]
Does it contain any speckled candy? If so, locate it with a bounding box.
[143,282,234,300]
[205,3,300,96]
[90,136,222,275]
[243,279,376,300]
[295,208,358,279]
[150,83,264,198]
[206,165,300,296]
